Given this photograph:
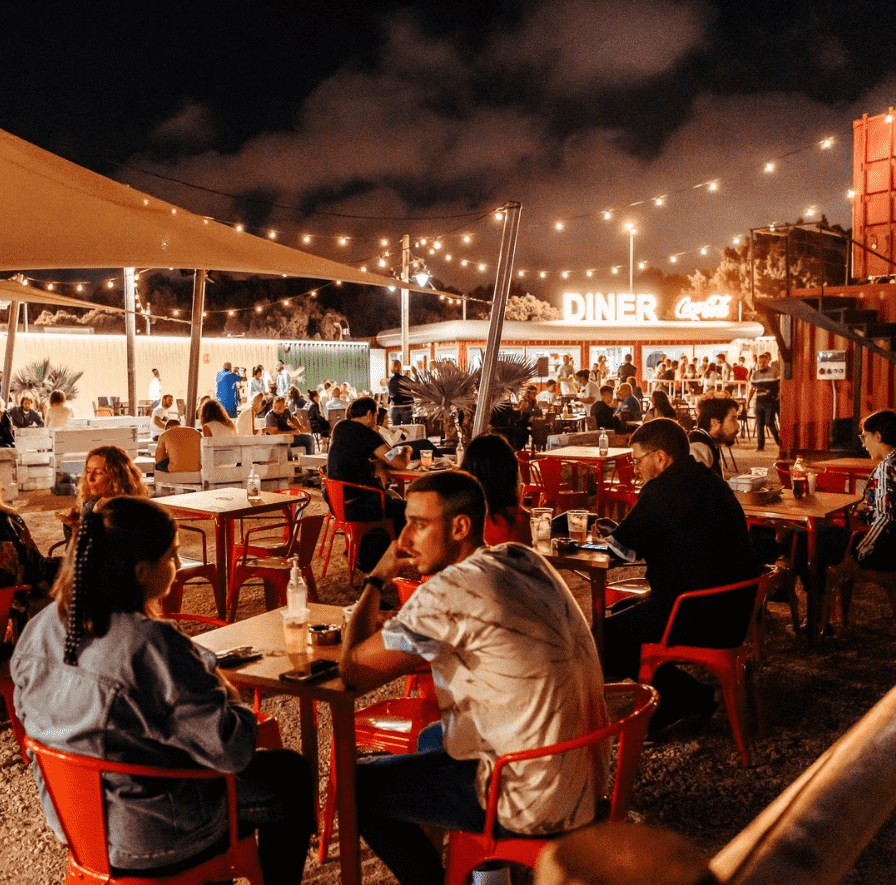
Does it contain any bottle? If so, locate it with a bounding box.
[246,465,261,501]
[286,556,308,615]
[598,428,609,457]
[791,456,808,499]
[455,441,465,467]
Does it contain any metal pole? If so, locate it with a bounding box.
[123,268,138,416]
[401,234,410,365]
[2,300,21,404]
[145,301,152,337]
[472,202,522,439]
[185,270,206,428]
[629,230,634,292]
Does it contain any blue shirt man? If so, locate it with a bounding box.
[215,362,243,418]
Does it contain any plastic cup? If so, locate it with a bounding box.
[567,510,589,545]
[281,609,309,651]
[530,507,553,547]
[420,449,433,468]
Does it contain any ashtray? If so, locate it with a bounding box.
[308,623,342,645]
[553,537,579,553]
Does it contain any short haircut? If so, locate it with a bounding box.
[406,470,486,542]
[546,379,556,388]
[49,390,66,405]
[863,409,896,446]
[617,383,632,396]
[600,385,614,396]
[575,370,590,381]
[696,395,739,431]
[347,396,377,419]
[630,417,689,461]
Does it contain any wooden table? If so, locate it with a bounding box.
[739,490,859,644]
[154,488,295,620]
[194,604,363,885]
[535,541,610,662]
[810,457,872,493]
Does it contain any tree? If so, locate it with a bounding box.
[504,293,560,321]
[10,358,84,408]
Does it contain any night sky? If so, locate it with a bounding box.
[5,0,896,300]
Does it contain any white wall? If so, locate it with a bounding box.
[1,332,279,414]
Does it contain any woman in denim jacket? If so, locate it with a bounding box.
[12,497,314,882]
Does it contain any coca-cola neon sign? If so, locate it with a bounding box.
[674,293,732,320]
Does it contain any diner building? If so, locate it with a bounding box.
[375,289,767,380]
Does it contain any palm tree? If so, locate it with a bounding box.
[10,358,83,410]
[401,357,537,446]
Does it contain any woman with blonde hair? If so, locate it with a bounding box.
[58,445,149,538]
[199,399,237,437]
[236,392,265,436]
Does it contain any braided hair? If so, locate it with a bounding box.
[54,497,177,666]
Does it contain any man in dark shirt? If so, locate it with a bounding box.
[264,396,316,455]
[603,419,758,734]
[8,396,44,428]
[327,396,411,530]
[590,385,618,431]
[617,354,637,383]
[387,360,414,426]
[688,395,740,478]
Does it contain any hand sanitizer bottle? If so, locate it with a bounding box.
[598,428,609,457]
[246,465,260,501]
[286,556,308,615]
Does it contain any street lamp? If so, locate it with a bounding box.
[624,223,637,292]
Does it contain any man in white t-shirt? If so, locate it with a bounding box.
[536,378,557,405]
[151,394,173,439]
[341,471,608,885]
[575,369,601,405]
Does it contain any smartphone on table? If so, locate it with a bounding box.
[280,659,339,683]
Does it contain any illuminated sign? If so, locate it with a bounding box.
[673,294,732,320]
[562,292,659,323]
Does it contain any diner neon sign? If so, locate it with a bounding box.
[562,291,659,323]
[673,293,732,320]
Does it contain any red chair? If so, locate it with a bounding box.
[0,585,29,756]
[321,477,396,585]
[233,488,311,556]
[442,682,659,885]
[637,572,773,767]
[317,575,439,862]
[24,736,264,885]
[516,451,543,508]
[529,458,590,515]
[165,523,221,617]
[226,512,325,621]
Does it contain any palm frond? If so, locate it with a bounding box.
[478,356,538,416]
[10,358,83,408]
[401,363,478,422]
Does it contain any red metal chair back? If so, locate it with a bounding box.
[0,585,29,756]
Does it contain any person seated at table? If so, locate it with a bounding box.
[150,394,174,439]
[9,395,44,428]
[199,399,237,437]
[264,395,315,455]
[154,419,201,473]
[327,396,410,547]
[613,382,642,425]
[45,389,74,431]
[489,397,528,451]
[689,395,739,478]
[644,389,677,422]
[376,408,437,458]
[536,378,558,405]
[57,445,150,540]
[602,419,759,738]
[460,433,531,545]
[575,369,601,405]
[324,385,347,415]
[518,383,543,429]
[236,392,265,436]
[341,471,608,885]
[12,497,315,883]
[590,385,619,431]
[0,400,15,447]
[287,385,307,413]
[307,389,329,439]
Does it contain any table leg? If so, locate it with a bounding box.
[331,698,360,885]
[805,516,820,646]
[298,696,319,822]
[590,568,606,666]
[212,516,229,621]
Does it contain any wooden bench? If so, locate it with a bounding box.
[153,435,293,496]
[53,426,140,477]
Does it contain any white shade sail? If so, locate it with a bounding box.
[0,127,433,294]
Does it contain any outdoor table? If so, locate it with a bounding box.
[539,446,632,511]
[194,604,363,885]
[533,540,610,663]
[738,489,860,645]
[154,488,295,620]
[810,457,872,494]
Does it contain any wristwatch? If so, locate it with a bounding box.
[362,575,387,591]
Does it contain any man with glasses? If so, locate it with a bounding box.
[601,419,758,738]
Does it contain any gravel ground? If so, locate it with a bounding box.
[2,444,895,884]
